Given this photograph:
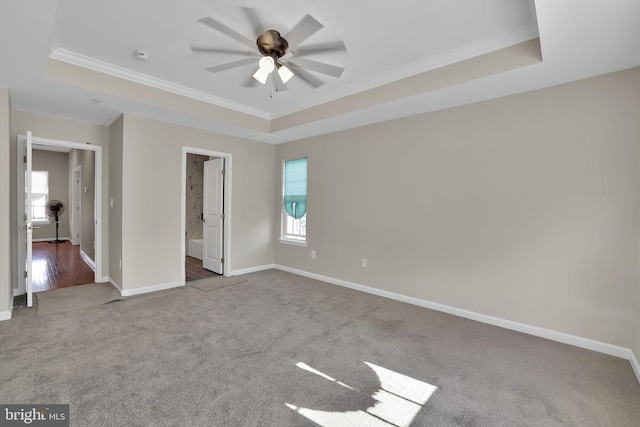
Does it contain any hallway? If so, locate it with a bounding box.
[32,241,95,292]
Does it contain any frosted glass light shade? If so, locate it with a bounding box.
[253,67,270,84]
[278,65,294,84]
[253,56,276,84]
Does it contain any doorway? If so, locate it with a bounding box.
[16,133,104,304]
[181,147,231,284]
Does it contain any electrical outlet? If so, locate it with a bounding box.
[362,258,367,268]
[119,259,122,269]
[110,198,114,208]
[311,251,316,259]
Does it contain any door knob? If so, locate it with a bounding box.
[17,225,39,231]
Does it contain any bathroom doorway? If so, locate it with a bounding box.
[180,147,231,283]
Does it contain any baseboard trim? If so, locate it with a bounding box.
[96,276,110,283]
[32,237,71,242]
[79,250,96,269]
[274,265,633,361]
[0,310,11,321]
[120,281,182,297]
[229,264,275,276]
[13,288,25,297]
[631,351,640,384]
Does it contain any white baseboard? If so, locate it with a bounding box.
[13,288,25,297]
[0,309,11,321]
[97,276,110,283]
[274,265,634,361]
[229,264,275,276]
[79,250,96,269]
[32,237,71,242]
[120,281,182,297]
[631,351,640,385]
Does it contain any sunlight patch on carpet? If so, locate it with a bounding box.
[286,361,437,427]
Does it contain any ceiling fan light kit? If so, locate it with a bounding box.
[252,30,294,85]
[252,54,295,85]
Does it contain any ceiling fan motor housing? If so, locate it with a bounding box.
[257,30,289,58]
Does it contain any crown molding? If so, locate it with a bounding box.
[271,24,540,119]
[49,24,537,125]
[49,48,271,120]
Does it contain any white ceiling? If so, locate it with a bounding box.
[1,0,639,143]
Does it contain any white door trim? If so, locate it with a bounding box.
[16,134,104,296]
[25,132,33,307]
[71,165,82,246]
[180,147,232,283]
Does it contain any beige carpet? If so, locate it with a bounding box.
[4,269,639,426]
[36,282,123,316]
[189,276,247,292]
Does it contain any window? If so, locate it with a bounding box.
[31,171,49,223]
[281,158,307,245]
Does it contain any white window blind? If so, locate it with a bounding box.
[31,171,49,222]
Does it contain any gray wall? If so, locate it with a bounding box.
[275,67,640,349]
[0,88,11,316]
[69,149,96,260]
[32,150,70,240]
[119,114,275,291]
[10,110,110,291]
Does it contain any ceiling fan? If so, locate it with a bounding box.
[190,9,346,91]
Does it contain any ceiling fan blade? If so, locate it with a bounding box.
[242,74,260,88]
[205,58,257,73]
[285,14,324,47]
[294,41,346,56]
[198,16,255,50]
[241,7,263,37]
[286,62,324,88]
[191,46,256,56]
[272,71,288,93]
[287,58,344,78]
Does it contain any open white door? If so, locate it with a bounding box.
[24,131,34,307]
[203,158,224,274]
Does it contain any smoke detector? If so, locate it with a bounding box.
[134,50,150,62]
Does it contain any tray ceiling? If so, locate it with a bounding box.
[1,1,639,143]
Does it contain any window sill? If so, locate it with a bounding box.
[279,238,307,247]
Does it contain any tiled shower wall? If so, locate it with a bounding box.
[185,153,209,240]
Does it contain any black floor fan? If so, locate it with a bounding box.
[45,200,66,244]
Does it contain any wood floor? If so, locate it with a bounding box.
[32,241,95,292]
[185,256,219,282]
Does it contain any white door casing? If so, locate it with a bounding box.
[25,132,34,307]
[16,134,104,300]
[203,158,224,274]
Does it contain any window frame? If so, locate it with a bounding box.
[279,158,307,247]
[31,170,51,225]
